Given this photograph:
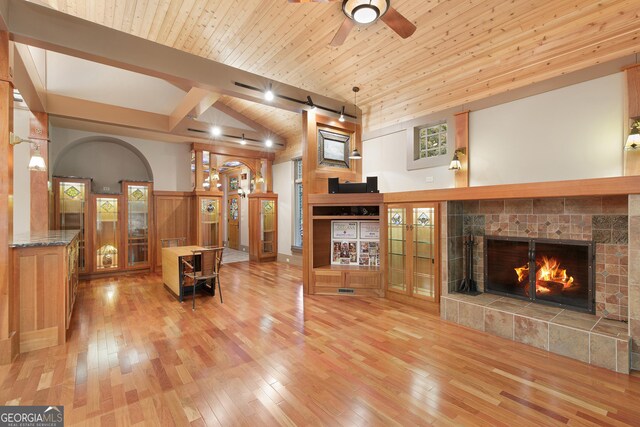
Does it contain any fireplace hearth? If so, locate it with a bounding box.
[485,236,594,313]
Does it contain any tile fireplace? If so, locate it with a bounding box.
[485,236,594,313]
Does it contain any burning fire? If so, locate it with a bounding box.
[514,256,574,295]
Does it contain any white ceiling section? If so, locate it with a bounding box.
[198,107,255,132]
[45,51,186,115]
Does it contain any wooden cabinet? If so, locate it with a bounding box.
[11,231,79,353]
[196,195,223,247]
[249,194,278,262]
[307,193,384,296]
[53,179,154,276]
[123,181,153,269]
[53,177,91,273]
[386,203,440,311]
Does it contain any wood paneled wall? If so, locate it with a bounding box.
[153,192,194,269]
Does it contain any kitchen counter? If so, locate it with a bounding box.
[9,230,80,248]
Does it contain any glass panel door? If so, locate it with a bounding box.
[127,185,149,266]
[387,207,407,292]
[200,198,219,246]
[413,206,436,299]
[96,197,120,270]
[59,182,87,272]
[261,199,276,255]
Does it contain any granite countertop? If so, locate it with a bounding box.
[10,230,80,248]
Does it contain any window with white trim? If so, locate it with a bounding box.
[415,122,448,160]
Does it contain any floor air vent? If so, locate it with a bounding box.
[338,288,355,294]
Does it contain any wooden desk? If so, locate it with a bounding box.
[162,245,204,301]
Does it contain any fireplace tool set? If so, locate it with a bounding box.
[459,235,480,294]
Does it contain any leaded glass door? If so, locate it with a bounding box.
[199,197,221,247]
[55,178,90,273]
[413,206,437,301]
[387,206,408,293]
[261,199,276,256]
[125,183,151,267]
[95,197,120,270]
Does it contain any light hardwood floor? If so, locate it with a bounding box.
[1,261,640,426]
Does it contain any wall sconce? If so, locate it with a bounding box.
[255,171,265,184]
[211,168,220,181]
[448,148,466,171]
[625,120,640,150]
[237,188,247,198]
[10,132,47,172]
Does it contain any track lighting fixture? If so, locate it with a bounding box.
[264,83,274,102]
[307,96,316,111]
[339,106,346,122]
[240,134,247,145]
[210,126,221,137]
[265,139,273,147]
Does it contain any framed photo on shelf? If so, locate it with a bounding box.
[332,221,357,239]
[360,222,380,239]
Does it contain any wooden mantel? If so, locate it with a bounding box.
[384,176,640,203]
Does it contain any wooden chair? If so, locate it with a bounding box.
[181,247,224,310]
[161,237,187,248]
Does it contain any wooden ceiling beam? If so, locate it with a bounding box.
[12,43,46,112]
[168,87,220,131]
[0,0,359,118]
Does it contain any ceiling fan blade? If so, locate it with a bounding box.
[381,7,416,39]
[330,18,355,47]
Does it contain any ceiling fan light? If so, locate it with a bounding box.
[352,4,379,24]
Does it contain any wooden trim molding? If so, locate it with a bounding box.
[29,111,48,233]
[383,176,640,204]
[454,111,469,188]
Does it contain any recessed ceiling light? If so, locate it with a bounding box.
[265,139,273,147]
[210,126,221,137]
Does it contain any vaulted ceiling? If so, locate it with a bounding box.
[33,0,640,137]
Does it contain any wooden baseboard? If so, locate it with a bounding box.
[20,327,59,353]
[81,268,151,280]
[277,253,303,266]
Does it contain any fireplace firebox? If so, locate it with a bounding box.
[484,237,594,313]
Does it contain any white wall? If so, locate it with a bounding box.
[50,127,192,192]
[273,161,292,256]
[363,130,455,192]
[470,73,624,186]
[13,108,31,235]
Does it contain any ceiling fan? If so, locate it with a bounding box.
[289,0,417,46]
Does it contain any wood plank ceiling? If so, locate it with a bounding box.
[40,0,640,138]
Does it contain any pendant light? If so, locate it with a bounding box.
[349,86,362,160]
[625,120,640,150]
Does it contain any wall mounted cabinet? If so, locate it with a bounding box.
[123,182,153,269]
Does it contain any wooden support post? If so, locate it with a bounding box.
[454,111,469,188]
[0,30,17,364]
[624,65,640,176]
[265,159,273,193]
[29,111,48,233]
[195,149,204,190]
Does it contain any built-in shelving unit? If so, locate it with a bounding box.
[308,193,384,296]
